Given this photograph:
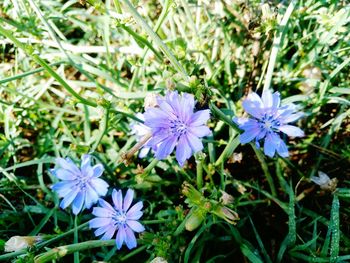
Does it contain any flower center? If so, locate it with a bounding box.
[170,119,188,136]
[76,173,90,190]
[260,114,280,131]
[114,211,127,225]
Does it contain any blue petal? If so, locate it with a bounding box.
[98,198,115,212]
[242,99,264,119]
[94,224,113,236]
[100,225,116,240]
[233,117,249,126]
[272,92,281,108]
[72,191,85,215]
[124,226,137,249]
[189,125,211,138]
[147,129,170,149]
[256,129,267,140]
[144,108,172,128]
[282,112,304,123]
[112,189,123,211]
[261,89,274,108]
[155,136,177,160]
[189,110,210,127]
[242,93,264,118]
[239,127,260,144]
[92,207,114,217]
[138,147,151,158]
[180,93,195,122]
[167,91,183,119]
[263,133,278,157]
[175,135,192,166]
[89,217,112,228]
[255,140,260,149]
[123,189,134,211]
[277,139,289,157]
[238,118,260,130]
[85,184,99,209]
[54,168,76,180]
[186,132,203,153]
[92,164,104,177]
[56,157,80,174]
[127,201,143,220]
[116,226,126,249]
[158,100,177,119]
[60,188,79,209]
[278,125,304,137]
[81,154,91,171]
[52,184,72,197]
[90,178,108,197]
[51,180,76,196]
[126,220,145,233]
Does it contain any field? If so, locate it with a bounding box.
[0,0,349,262]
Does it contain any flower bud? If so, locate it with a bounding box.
[182,182,203,206]
[311,171,338,192]
[212,206,239,225]
[220,190,234,205]
[5,236,42,252]
[185,207,206,231]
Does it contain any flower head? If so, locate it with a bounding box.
[144,91,211,166]
[50,154,109,215]
[311,171,338,192]
[234,89,304,157]
[89,189,145,250]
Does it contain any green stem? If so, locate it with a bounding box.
[252,145,277,197]
[74,216,79,263]
[214,135,240,167]
[142,158,159,177]
[209,103,240,133]
[0,25,97,107]
[196,155,203,189]
[34,240,115,263]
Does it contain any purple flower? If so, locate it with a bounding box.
[50,154,109,215]
[144,91,211,166]
[234,89,304,157]
[89,189,145,250]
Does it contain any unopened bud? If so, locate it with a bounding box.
[311,171,338,192]
[220,190,234,205]
[5,236,42,252]
[185,207,206,231]
[212,206,239,225]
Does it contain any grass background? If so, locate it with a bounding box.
[0,0,349,262]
